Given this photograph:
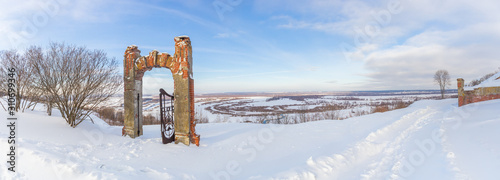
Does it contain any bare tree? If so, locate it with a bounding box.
[297,105,309,123]
[0,49,42,112]
[24,46,54,114]
[321,102,340,120]
[30,42,122,128]
[434,69,451,99]
[195,107,209,124]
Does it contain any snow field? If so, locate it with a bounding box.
[0,99,499,179]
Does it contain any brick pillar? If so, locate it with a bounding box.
[189,78,200,146]
[457,78,464,107]
[123,45,142,138]
[172,36,199,146]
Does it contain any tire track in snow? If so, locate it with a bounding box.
[438,115,472,180]
[274,106,438,180]
[362,108,437,180]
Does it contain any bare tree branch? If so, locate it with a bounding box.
[434,69,451,99]
[30,42,122,128]
[0,48,42,112]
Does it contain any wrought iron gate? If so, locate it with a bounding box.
[159,88,175,144]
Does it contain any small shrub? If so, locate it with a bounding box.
[372,105,390,113]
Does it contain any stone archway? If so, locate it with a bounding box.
[122,36,199,146]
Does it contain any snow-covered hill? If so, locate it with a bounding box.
[465,71,500,90]
[1,99,499,180]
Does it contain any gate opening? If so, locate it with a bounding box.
[122,36,200,146]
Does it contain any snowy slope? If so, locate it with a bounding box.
[476,71,500,88]
[465,71,500,90]
[1,99,499,180]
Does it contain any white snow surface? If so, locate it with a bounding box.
[247,98,305,106]
[465,71,500,90]
[1,99,499,179]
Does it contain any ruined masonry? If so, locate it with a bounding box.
[457,73,500,107]
[123,36,200,146]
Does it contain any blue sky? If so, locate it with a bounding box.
[1,0,500,94]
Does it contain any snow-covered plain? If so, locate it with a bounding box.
[195,94,455,123]
[100,92,456,124]
[1,99,499,179]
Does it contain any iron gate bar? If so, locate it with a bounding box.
[137,93,140,135]
[159,88,175,144]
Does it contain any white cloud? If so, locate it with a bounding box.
[359,21,500,90]
[0,0,123,50]
[142,74,175,95]
[214,31,245,38]
[0,0,56,49]
[362,44,500,90]
[268,0,500,45]
[259,0,500,90]
[254,0,348,17]
[0,0,225,50]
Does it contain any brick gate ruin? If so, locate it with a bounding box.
[123,36,200,146]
